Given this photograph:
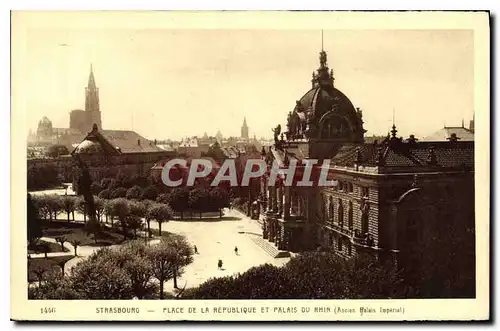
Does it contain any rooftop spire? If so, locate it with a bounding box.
[88,63,96,90]
[321,29,324,51]
[312,31,334,89]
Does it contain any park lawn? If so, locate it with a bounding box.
[149,228,175,240]
[43,221,130,246]
[28,255,75,283]
[28,239,69,254]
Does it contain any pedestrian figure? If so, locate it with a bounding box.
[234,246,239,255]
[194,245,198,254]
[218,259,223,270]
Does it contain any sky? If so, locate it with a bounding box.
[17,24,473,140]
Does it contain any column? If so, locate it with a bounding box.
[291,191,298,216]
[275,222,281,248]
[267,186,273,212]
[263,220,268,239]
[272,186,278,212]
[297,196,302,216]
[278,185,284,215]
[284,186,291,218]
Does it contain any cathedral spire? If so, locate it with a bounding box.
[88,63,97,90]
[85,64,100,115]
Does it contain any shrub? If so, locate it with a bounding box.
[111,187,127,199]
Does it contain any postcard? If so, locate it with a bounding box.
[11,10,490,321]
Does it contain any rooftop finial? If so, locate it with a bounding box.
[321,29,324,51]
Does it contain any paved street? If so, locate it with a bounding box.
[150,208,290,292]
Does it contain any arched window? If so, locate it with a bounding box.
[338,198,344,228]
[348,201,353,229]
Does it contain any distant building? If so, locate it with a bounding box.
[215,130,224,143]
[69,124,175,185]
[241,117,249,140]
[422,118,474,142]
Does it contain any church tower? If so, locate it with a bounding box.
[241,117,249,139]
[85,64,102,130]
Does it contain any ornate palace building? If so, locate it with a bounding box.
[258,49,475,271]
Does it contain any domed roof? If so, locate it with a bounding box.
[73,139,104,154]
[286,50,365,142]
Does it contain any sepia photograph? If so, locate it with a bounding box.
[10,10,490,321]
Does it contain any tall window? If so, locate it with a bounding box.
[361,186,369,198]
[347,182,354,193]
[329,197,334,222]
[361,212,369,234]
[338,198,344,228]
[347,241,352,256]
[338,236,343,251]
[348,201,353,229]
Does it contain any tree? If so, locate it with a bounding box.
[100,178,113,190]
[142,200,154,238]
[61,195,75,222]
[91,182,103,195]
[98,188,112,200]
[168,187,190,219]
[189,188,210,219]
[182,252,403,300]
[126,185,143,200]
[146,203,173,237]
[69,248,134,299]
[147,242,176,299]
[56,259,69,277]
[38,242,50,258]
[156,193,170,204]
[85,216,102,244]
[75,196,87,223]
[165,235,194,289]
[108,198,131,239]
[210,187,230,218]
[104,200,113,225]
[111,187,127,199]
[55,236,67,251]
[45,144,69,158]
[27,194,42,247]
[94,196,105,222]
[120,241,155,299]
[28,272,80,300]
[27,163,61,190]
[32,195,51,221]
[33,266,48,287]
[39,194,63,221]
[70,239,81,256]
[126,216,143,239]
[141,186,158,201]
